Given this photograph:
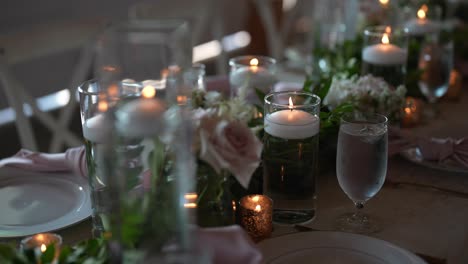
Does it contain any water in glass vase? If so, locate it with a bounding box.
[336,123,387,203]
[361,61,406,87]
[84,138,112,237]
[263,132,319,225]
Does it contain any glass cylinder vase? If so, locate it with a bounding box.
[362,26,409,87]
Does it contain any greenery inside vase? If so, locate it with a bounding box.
[196,161,236,227]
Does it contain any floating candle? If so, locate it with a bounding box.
[362,32,407,65]
[115,85,167,138]
[264,97,320,139]
[405,4,438,36]
[229,57,276,102]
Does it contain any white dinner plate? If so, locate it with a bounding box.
[401,147,468,174]
[0,167,92,237]
[258,231,426,264]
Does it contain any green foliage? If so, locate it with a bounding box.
[0,239,109,264]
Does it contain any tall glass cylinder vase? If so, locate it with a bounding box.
[78,80,141,238]
[362,26,409,87]
[263,91,321,225]
[89,20,199,262]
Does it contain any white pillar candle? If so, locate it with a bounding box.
[115,85,167,138]
[404,4,438,36]
[362,33,407,65]
[264,110,320,139]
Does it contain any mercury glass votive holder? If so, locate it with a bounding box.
[229,55,277,104]
[20,233,62,260]
[239,195,273,242]
[362,26,409,87]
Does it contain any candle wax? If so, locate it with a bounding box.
[405,18,438,36]
[83,114,113,143]
[230,67,276,93]
[362,43,407,65]
[115,98,166,138]
[265,110,319,140]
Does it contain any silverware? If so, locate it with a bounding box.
[293,225,447,264]
[385,181,468,200]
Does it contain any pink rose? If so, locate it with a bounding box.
[198,115,262,188]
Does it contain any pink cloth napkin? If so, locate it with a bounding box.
[196,225,262,264]
[0,146,87,178]
[389,127,468,168]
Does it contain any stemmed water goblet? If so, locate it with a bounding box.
[335,112,388,234]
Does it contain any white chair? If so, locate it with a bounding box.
[0,19,106,152]
[128,0,228,74]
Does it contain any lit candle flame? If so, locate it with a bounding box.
[381,33,390,45]
[177,95,188,105]
[385,26,392,34]
[142,85,156,99]
[288,97,294,110]
[98,101,108,112]
[184,203,197,208]
[250,58,259,66]
[107,84,119,97]
[184,193,198,200]
[417,5,427,19]
[252,195,260,202]
[250,58,259,72]
[40,244,47,253]
[255,205,262,212]
[379,0,389,6]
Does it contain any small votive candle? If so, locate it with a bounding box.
[20,233,62,261]
[401,97,422,127]
[239,195,273,242]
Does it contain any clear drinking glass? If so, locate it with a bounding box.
[335,112,388,234]
[418,35,454,103]
[263,91,321,225]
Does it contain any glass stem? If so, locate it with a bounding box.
[352,201,367,224]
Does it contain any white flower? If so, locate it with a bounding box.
[323,74,406,121]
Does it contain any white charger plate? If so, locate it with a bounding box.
[401,147,468,174]
[258,231,426,264]
[0,167,91,237]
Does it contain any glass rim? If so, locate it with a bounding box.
[340,112,388,125]
[77,79,99,96]
[363,25,409,37]
[229,55,276,67]
[264,91,321,108]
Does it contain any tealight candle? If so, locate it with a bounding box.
[20,233,62,261]
[115,85,167,138]
[362,32,407,65]
[239,195,273,242]
[401,96,422,127]
[229,56,277,102]
[405,4,438,36]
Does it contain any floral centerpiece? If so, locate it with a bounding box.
[323,74,406,122]
[191,89,263,226]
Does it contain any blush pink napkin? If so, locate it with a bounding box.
[389,127,468,168]
[0,146,87,178]
[196,225,262,264]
